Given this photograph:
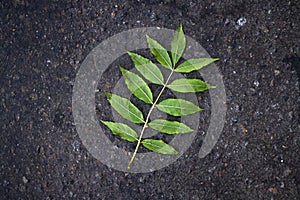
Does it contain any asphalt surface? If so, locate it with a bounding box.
[1,0,299,199]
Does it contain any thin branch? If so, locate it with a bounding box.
[128,69,174,169]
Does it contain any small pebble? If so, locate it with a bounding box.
[236,17,247,29]
[22,176,28,184]
[224,18,230,25]
[268,187,278,194]
[288,111,293,120]
[72,140,81,152]
[231,116,238,123]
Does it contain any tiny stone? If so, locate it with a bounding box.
[236,17,247,27]
[253,110,262,119]
[30,93,38,101]
[268,187,278,194]
[22,176,28,184]
[234,104,241,111]
[283,168,292,177]
[72,140,81,152]
[248,87,256,95]
[224,18,230,25]
[111,12,115,18]
[278,113,283,121]
[150,12,156,21]
[271,103,279,109]
[231,116,238,123]
[254,80,259,87]
[3,180,9,186]
[288,111,293,120]
[274,70,280,76]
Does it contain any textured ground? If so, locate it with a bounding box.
[1,0,299,199]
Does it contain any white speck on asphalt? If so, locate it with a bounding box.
[236,17,247,29]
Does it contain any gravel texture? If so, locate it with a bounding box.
[1,0,299,199]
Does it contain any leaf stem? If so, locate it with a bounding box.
[128,69,174,168]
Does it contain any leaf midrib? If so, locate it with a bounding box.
[113,98,144,123]
[151,121,187,131]
[136,60,164,85]
[112,125,137,140]
[125,73,153,103]
[158,104,195,110]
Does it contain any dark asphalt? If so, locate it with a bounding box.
[1,0,299,199]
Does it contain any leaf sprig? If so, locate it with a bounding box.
[101,24,219,168]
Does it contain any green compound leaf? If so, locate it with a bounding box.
[141,139,178,154]
[175,58,220,73]
[156,98,203,116]
[120,67,153,104]
[128,52,165,85]
[102,24,218,168]
[105,93,144,124]
[146,35,172,70]
[171,23,186,67]
[101,121,138,142]
[148,119,193,134]
[167,78,215,93]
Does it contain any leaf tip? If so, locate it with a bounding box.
[179,22,183,30]
[104,91,112,99]
[127,51,136,59]
[119,66,126,74]
[197,107,204,112]
[100,120,105,126]
[171,147,179,154]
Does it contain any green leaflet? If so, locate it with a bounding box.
[171,24,186,66]
[101,121,138,142]
[105,93,144,124]
[156,98,203,116]
[128,52,165,85]
[175,58,220,73]
[120,67,153,104]
[146,35,172,70]
[167,78,215,93]
[141,139,178,154]
[148,119,193,134]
